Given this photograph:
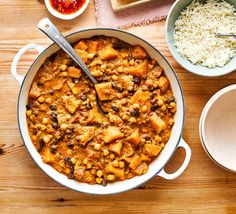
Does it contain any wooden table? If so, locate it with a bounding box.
[1,1,236,213]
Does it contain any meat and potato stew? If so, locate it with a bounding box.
[26,36,176,185]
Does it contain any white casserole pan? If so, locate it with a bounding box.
[11,28,191,195]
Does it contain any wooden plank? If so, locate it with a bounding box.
[111,0,158,12]
[1,0,236,213]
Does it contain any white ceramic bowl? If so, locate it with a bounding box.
[166,0,236,77]
[45,0,89,20]
[11,28,191,194]
[199,84,236,172]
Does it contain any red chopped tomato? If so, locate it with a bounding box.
[50,0,86,14]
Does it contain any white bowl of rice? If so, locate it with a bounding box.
[166,0,236,77]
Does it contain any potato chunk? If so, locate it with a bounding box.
[62,95,81,114]
[159,76,169,93]
[134,162,148,175]
[74,166,86,180]
[57,113,71,125]
[103,126,124,143]
[127,60,148,78]
[122,155,132,164]
[132,45,147,59]
[143,144,162,156]
[100,46,118,60]
[128,128,141,145]
[75,49,89,63]
[29,82,41,98]
[42,147,55,163]
[150,113,166,134]
[52,78,66,91]
[68,66,82,78]
[140,153,150,162]
[87,41,99,54]
[149,66,163,78]
[106,163,125,180]
[88,107,109,124]
[75,126,96,146]
[129,155,142,170]
[130,89,150,106]
[74,40,88,50]
[121,144,134,163]
[95,82,114,101]
[109,141,123,155]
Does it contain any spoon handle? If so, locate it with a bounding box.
[38,18,98,85]
[217,33,236,38]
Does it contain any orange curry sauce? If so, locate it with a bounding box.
[50,0,86,14]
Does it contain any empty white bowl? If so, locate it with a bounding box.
[45,0,89,20]
[199,84,236,172]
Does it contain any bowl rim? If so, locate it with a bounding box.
[44,0,90,20]
[165,0,236,77]
[199,84,236,172]
[17,27,185,194]
[199,130,236,173]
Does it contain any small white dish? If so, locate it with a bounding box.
[199,84,236,172]
[45,0,89,20]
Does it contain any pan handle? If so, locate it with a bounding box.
[11,44,44,85]
[157,138,191,180]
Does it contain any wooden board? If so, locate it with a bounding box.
[1,0,236,213]
[111,0,158,12]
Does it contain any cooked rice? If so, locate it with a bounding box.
[174,0,236,68]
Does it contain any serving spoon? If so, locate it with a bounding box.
[216,33,236,39]
[38,18,107,115]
